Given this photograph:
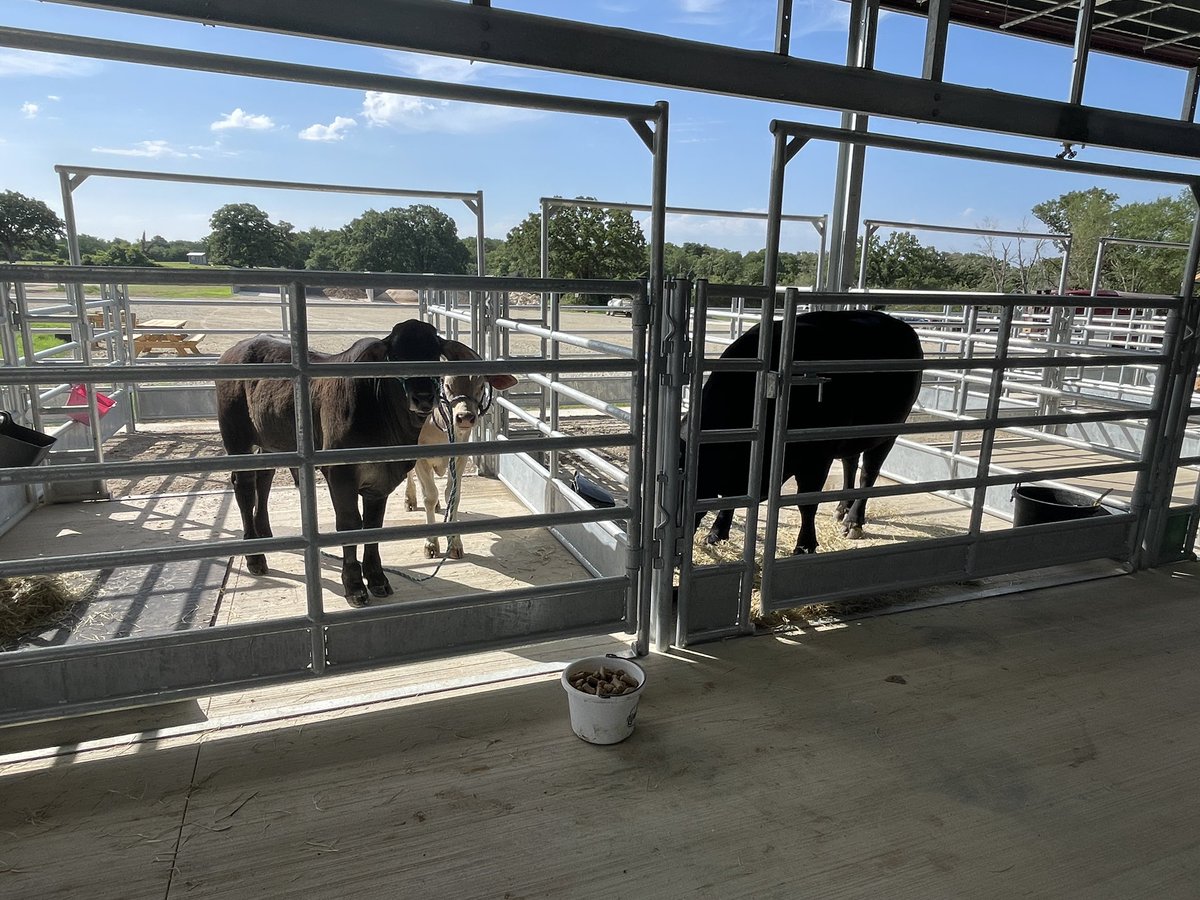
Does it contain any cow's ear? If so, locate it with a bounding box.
[440,339,481,362]
[488,374,518,391]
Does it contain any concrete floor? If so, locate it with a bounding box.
[2,561,1199,898]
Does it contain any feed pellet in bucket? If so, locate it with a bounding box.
[568,665,639,696]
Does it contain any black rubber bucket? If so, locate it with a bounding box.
[1012,484,1110,527]
[0,410,56,468]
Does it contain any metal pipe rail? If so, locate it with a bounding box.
[491,315,636,359]
[772,457,1145,513]
[3,264,645,296]
[524,373,633,425]
[0,25,660,123]
[0,430,633,487]
[0,504,630,581]
[495,398,631,488]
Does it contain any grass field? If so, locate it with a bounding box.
[14,260,235,299]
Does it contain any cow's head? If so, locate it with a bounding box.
[437,342,518,434]
[381,320,443,417]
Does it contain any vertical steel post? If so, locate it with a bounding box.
[1134,191,1200,566]
[759,287,800,612]
[675,278,710,646]
[1068,0,1095,107]
[58,170,81,267]
[813,217,827,292]
[474,190,487,278]
[825,0,878,293]
[966,304,1015,550]
[774,0,794,56]
[287,280,327,674]
[643,100,671,653]
[856,222,879,289]
[1183,66,1200,124]
[624,280,651,643]
[922,0,951,81]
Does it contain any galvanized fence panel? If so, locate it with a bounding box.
[0,266,651,724]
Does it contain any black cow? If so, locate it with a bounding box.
[686,309,923,555]
[216,320,479,606]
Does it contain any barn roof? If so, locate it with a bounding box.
[875,0,1200,70]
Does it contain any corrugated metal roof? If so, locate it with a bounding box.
[877,1,1200,69]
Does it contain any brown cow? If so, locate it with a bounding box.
[216,320,479,606]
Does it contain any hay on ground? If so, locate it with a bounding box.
[0,575,90,648]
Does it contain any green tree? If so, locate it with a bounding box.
[0,190,65,263]
[1106,190,1196,294]
[83,239,156,267]
[1032,188,1120,290]
[863,231,955,289]
[502,199,647,282]
[206,203,298,268]
[338,205,470,274]
[143,234,206,263]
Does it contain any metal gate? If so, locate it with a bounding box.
[0,267,653,724]
[664,122,1200,648]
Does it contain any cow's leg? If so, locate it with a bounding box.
[704,508,734,546]
[231,469,271,575]
[326,471,368,606]
[842,438,897,539]
[361,492,393,599]
[793,457,835,555]
[404,470,419,512]
[416,459,440,558]
[834,454,859,524]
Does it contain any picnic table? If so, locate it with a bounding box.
[132,319,206,357]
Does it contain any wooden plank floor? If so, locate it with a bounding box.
[3,562,1199,898]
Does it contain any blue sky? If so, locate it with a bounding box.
[1,0,1196,255]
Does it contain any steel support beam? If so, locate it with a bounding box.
[1184,66,1200,123]
[1069,0,1096,106]
[775,0,794,56]
[42,0,1200,158]
[828,0,878,293]
[922,0,952,81]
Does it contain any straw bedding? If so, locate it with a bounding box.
[0,575,92,648]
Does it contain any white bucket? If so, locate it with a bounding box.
[560,655,647,745]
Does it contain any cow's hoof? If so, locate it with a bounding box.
[247,555,269,576]
[844,525,864,540]
[704,532,726,546]
[346,587,370,608]
[793,546,816,555]
[424,542,439,559]
[404,498,418,512]
[835,506,848,522]
[448,546,463,560]
[368,580,393,598]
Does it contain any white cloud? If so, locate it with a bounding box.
[20,102,38,119]
[299,116,357,142]
[46,94,61,102]
[361,91,540,134]
[379,51,493,85]
[211,108,276,131]
[680,0,726,13]
[0,50,100,78]
[92,140,193,159]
